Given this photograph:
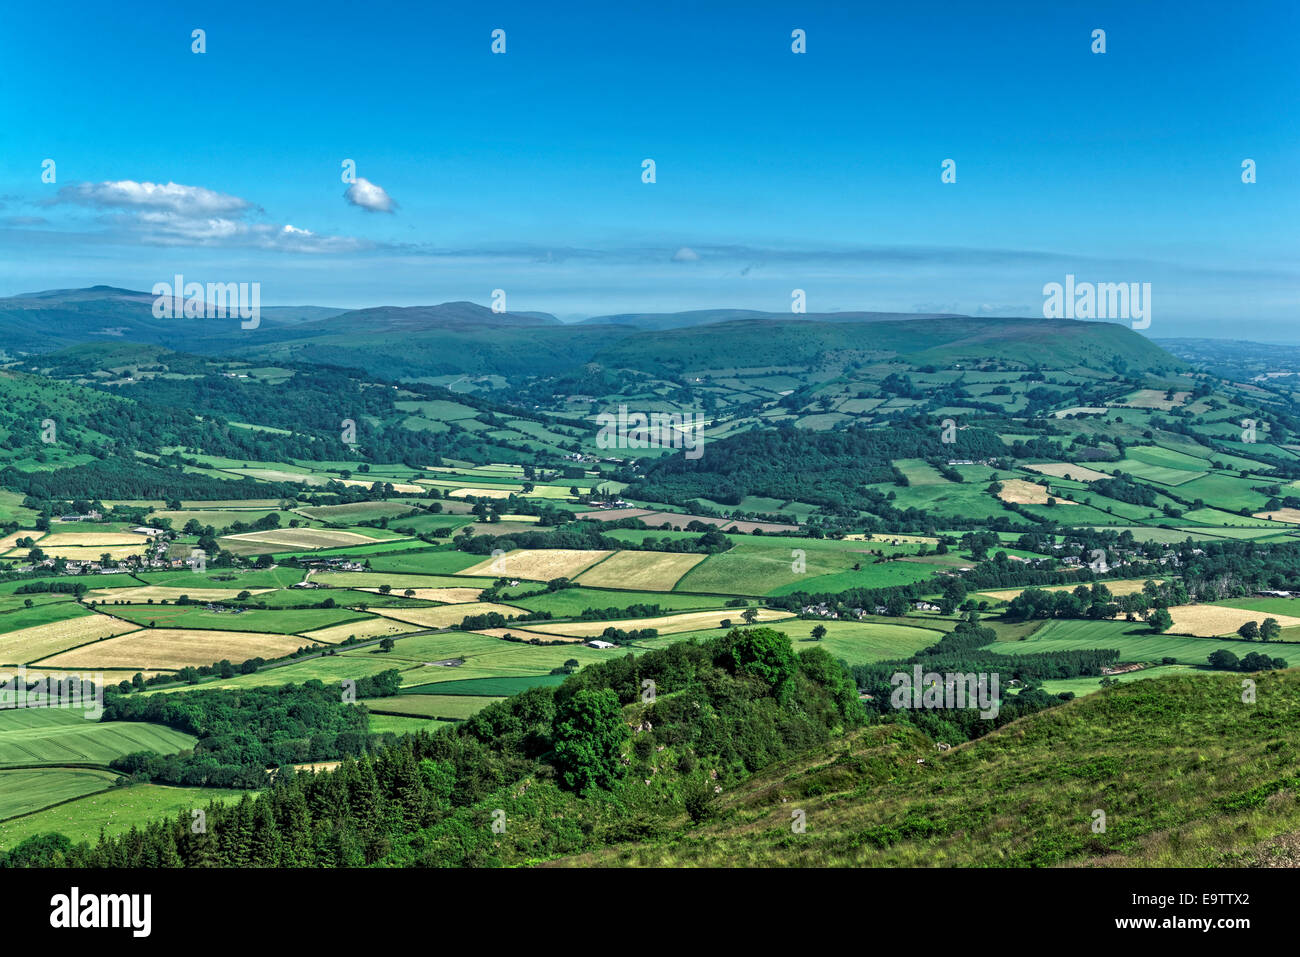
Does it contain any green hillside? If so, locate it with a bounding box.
[560,668,1300,867]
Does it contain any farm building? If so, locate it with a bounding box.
[587,639,616,649]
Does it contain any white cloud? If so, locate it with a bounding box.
[671,246,700,262]
[60,180,252,217]
[344,177,396,213]
[48,178,371,253]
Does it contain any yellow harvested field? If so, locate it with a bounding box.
[1167,604,1300,638]
[1113,389,1191,410]
[222,528,383,548]
[445,487,513,499]
[368,602,526,629]
[1253,509,1300,525]
[497,514,541,523]
[86,586,274,603]
[17,545,146,560]
[299,617,422,644]
[460,549,611,581]
[356,587,484,603]
[37,532,151,547]
[474,627,585,644]
[1023,463,1111,482]
[528,608,794,638]
[977,579,1163,602]
[575,550,706,591]
[996,479,1080,506]
[339,479,424,493]
[0,614,141,665]
[0,530,41,550]
[312,572,491,589]
[0,668,170,683]
[37,629,307,670]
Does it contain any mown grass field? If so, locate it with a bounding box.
[994,618,1284,665]
[364,693,506,720]
[674,537,939,597]
[104,603,371,635]
[0,708,196,768]
[0,767,121,821]
[0,783,244,849]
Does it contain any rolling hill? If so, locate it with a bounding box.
[557,669,1300,867]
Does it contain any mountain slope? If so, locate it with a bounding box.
[556,669,1300,867]
[588,316,1184,376]
[0,286,345,355]
[580,309,963,331]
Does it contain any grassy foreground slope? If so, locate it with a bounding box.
[560,669,1300,867]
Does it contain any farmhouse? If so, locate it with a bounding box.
[58,510,103,522]
[913,601,940,612]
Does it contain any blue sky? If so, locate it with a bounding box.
[0,0,1296,338]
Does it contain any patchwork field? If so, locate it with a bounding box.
[0,767,120,822]
[298,617,423,644]
[26,545,148,560]
[0,612,141,665]
[527,607,793,638]
[37,532,152,547]
[105,604,369,635]
[367,602,525,629]
[0,783,244,849]
[976,579,1161,602]
[0,708,196,768]
[1022,463,1111,482]
[1253,508,1300,525]
[221,527,393,552]
[573,550,706,591]
[1165,603,1300,638]
[995,618,1286,664]
[86,586,275,603]
[474,626,585,643]
[674,537,939,597]
[355,586,484,603]
[459,548,611,581]
[36,628,310,670]
[996,479,1080,506]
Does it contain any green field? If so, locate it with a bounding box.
[0,708,197,768]
[510,586,731,616]
[0,783,244,849]
[0,767,120,821]
[675,537,939,597]
[365,693,505,720]
[403,673,569,696]
[995,618,1274,665]
[104,603,372,634]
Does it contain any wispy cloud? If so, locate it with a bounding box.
[59,180,254,217]
[47,179,371,253]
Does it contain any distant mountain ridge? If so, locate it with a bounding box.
[0,286,1182,382]
[578,308,965,331]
